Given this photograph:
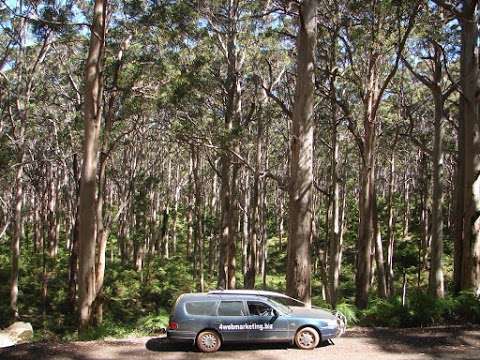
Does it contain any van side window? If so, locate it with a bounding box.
[247,301,274,316]
[185,301,217,316]
[218,301,245,316]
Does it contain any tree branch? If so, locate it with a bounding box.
[432,0,465,19]
[371,2,420,119]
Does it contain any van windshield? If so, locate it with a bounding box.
[266,298,291,314]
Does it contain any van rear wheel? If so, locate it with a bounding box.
[196,330,221,353]
[294,327,320,350]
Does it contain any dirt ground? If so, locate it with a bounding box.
[0,326,479,360]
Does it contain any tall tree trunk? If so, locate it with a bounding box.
[218,152,231,288]
[351,0,416,303]
[187,156,193,258]
[261,175,268,288]
[403,172,410,237]
[456,0,480,294]
[277,188,284,248]
[68,154,81,312]
[356,84,378,308]
[286,0,317,305]
[10,7,28,321]
[403,39,449,297]
[228,156,240,290]
[47,164,58,258]
[327,27,342,307]
[93,34,130,323]
[171,165,180,256]
[386,152,395,296]
[78,0,106,332]
[93,152,108,325]
[11,141,24,320]
[373,190,387,298]
[192,145,204,292]
[428,88,445,298]
[218,0,242,289]
[69,201,80,311]
[208,158,219,276]
[242,165,250,281]
[245,99,265,289]
[161,207,169,259]
[33,196,42,254]
[419,152,430,286]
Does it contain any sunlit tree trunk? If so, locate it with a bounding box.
[354,1,417,308]
[373,190,387,298]
[429,88,445,298]
[192,145,205,292]
[218,0,242,289]
[68,154,80,312]
[78,0,106,332]
[11,137,24,320]
[454,0,480,294]
[245,91,266,289]
[327,25,342,307]
[403,39,450,298]
[286,0,317,305]
[386,151,395,296]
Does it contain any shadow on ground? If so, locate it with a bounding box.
[145,337,333,353]
[346,326,480,359]
[0,342,90,360]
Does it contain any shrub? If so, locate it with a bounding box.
[137,309,169,334]
[336,302,358,325]
[453,291,480,323]
[360,297,409,327]
[357,290,480,328]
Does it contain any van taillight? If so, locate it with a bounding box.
[168,321,178,330]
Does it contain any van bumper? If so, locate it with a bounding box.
[166,329,196,342]
[320,327,339,340]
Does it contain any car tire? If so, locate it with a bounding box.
[196,330,222,353]
[294,327,320,350]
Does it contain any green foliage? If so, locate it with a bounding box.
[67,309,168,341]
[77,319,139,342]
[336,302,358,325]
[136,310,169,334]
[311,291,329,309]
[359,291,480,328]
[360,297,411,327]
[452,291,480,323]
[141,257,194,309]
[0,230,195,341]
[267,237,287,274]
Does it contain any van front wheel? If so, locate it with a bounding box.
[196,330,222,353]
[294,327,320,350]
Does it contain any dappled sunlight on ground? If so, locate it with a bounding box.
[0,327,479,360]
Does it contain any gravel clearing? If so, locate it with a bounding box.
[0,326,478,360]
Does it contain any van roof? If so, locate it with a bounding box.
[176,292,272,303]
[207,289,293,299]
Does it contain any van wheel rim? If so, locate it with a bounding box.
[201,334,217,349]
[298,331,315,348]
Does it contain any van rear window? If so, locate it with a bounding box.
[185,301,217,316]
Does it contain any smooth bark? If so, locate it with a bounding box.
[286,0,317,305]
[78,0,106,332]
